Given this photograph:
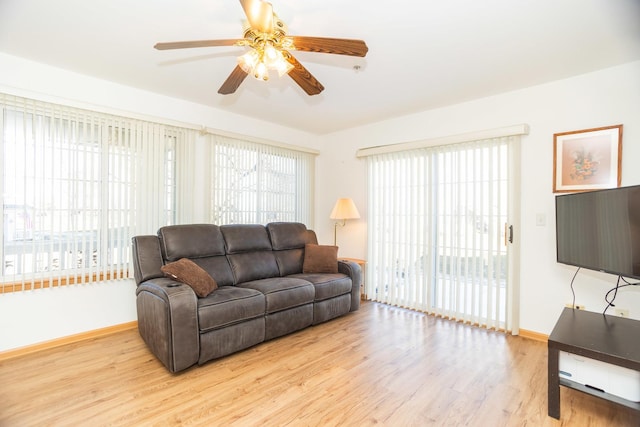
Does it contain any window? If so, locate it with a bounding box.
[210,135,315,226]
[1,95,184,292]
[0,94,313,292]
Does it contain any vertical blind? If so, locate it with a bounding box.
[0,94,314,293]
[366,136,517,331]
[210,134,315,226]
[0,94,191,292]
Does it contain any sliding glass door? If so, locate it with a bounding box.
[366,135,519,332]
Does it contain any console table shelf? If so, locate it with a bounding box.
[547,307,640,419]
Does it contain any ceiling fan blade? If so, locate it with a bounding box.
[218,65,249,95]
[154,39,241,50]
[239,0,274,33]
[291,36,368,57]
[286,55,324,96]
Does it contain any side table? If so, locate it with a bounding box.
[547,307,640,419]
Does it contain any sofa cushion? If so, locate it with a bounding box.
[158,224,226,261]
[290,273,352,301]
[221,224,272,253]
[267,222,308,250]
[273,248,305,277]
[303,244,339,274]
[227,252,280,284]
[197,287,265,332]
[191,256,235,287]
[161,258,218,298]
[237,277,315,314]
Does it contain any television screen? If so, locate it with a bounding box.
[555,185,640,280]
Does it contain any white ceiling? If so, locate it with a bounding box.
[1,0,639,135]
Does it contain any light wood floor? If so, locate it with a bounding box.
[1,302,638,426]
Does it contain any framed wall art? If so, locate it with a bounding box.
[553,124,623,193]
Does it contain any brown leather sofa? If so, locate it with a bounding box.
[131,222,361,373]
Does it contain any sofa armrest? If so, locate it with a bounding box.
[136,278,199,373]
[338,260,362,312]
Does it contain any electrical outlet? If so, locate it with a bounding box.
[565,303,585,310]
[615,308,629,318]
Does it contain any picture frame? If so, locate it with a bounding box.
[553,124,623,193]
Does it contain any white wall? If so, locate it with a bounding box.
[315,61,640,335]
[0,53,321,352]
[1,281,137,350]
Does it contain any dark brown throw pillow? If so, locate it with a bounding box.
[303,244,339,274]
[161,258,218,298]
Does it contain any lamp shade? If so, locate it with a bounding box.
[330,198,360,220]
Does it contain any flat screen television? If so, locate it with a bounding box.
[556,185,640,280]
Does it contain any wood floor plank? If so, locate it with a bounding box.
[1,302,638,426]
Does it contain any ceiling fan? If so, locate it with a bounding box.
[154,0,368,96]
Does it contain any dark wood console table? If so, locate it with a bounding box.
[548,307,640,419]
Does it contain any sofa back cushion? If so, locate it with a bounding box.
[158,224,226,261]
[267,222,308,250]
[221,224,279,283]
[158,224,235,286]
[267,222,318,276]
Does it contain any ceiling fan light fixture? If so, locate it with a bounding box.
[268,46,293,76]
[263,43,279,64]
[275,56,294,77]
[254,61,269,81]
[238,40,293,82]
[238,49,260,74]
